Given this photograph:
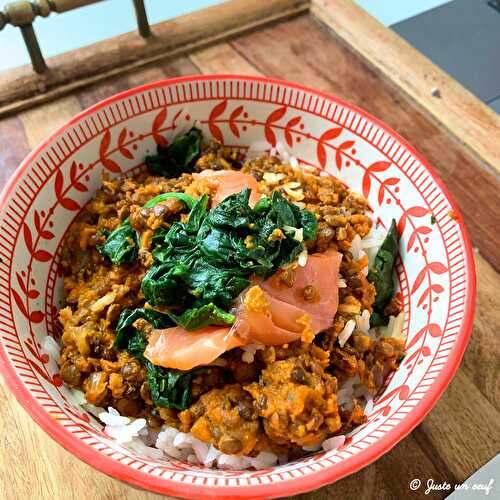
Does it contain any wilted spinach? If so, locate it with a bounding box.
[169,302,235,330]
[126,331,148,362]
[367,219,399,327]
[141,188,317,314]
[143,192,196,210]
[146,363,205,410]
[96,220,138,265]
[145,127,202,177]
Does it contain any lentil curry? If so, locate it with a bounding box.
[58,129,404,460]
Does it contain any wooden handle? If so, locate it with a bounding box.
[3,1,36,25]
[49,0,104,14]
[1,0,104,27]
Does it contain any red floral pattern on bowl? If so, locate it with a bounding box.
[0,75,475,499]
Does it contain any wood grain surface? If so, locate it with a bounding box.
[0,0,308,117]
[0,9,499,500]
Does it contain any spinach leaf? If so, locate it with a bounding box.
[145,127,202,177]
[253,195,271,214]
[186,261,250,308]
[97,220,138,265]
[367,219,398,326]
[114,307,174,349]
[147,363,204,410]
[143,259,249,309]
[141,263,191,307]
[184,194,209,233]
[207,188,254,229]
[291,203,318,241]
[151,195,209,264]
[168,302,235,331]
[198,189,313,276]
[143,192,196,210]
[126,331,148,362]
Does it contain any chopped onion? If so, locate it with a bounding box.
[338,319,356,347]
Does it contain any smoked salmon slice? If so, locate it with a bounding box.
[144,325,244,371]
[233,286,312,346]
[144,249,342,370]
[196,169,261,207]
[260,248,342,333]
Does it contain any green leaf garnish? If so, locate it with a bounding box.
[96,220,138,265]
[367,219,398,327]
[145,127,202,178]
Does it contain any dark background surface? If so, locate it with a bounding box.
[393,0,500,112]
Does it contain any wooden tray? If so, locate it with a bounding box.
[0,1,498,498]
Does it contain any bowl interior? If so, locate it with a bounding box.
[0,76,474,498]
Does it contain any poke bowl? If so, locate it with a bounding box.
[0,75,475,499]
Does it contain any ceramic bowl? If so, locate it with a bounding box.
[0,75,475,499]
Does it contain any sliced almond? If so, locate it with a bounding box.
[263,172,285,184]
[282,181,301,189]
[283,186,305,201]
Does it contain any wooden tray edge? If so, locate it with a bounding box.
[311,0,500,172]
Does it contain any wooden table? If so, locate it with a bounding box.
[1,1,499,499]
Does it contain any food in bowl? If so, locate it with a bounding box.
[54,127,406,468]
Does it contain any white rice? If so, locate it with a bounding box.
[362,220,387,268]
[336,388,354,408]
[363,397,375,414]
[275,141,291,165]
[289,155,299,169]
[337,375,360,411]
[267,140,317,173]
[350,234,368,275]
[246,141,270,160]
[60,368,375,469]
[98,407,147,444]
[384,311,406,341]
[88,392,376,469]
[349,234,365,261]
[154,426,280,469]
[41,335,61,360]
[338,319,356,347]
[338,308,405,349]
[241,343,265,364]
[98,407,130,427]
[355,309,371,334]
